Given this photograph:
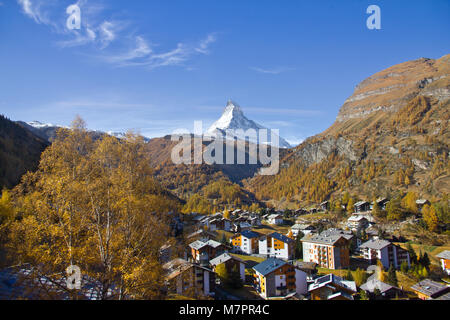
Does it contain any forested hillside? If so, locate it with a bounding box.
[244,55,450,208]
[0,115,49,190]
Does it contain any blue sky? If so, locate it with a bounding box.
[0,0,449,145]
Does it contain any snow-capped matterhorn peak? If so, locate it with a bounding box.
[206,100,291,148]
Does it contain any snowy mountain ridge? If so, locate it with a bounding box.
[206,100,291,148]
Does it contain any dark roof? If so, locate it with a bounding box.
[294,261,317,271]
[411,279,450,298]
[267,232,294,243]
[240,230,260,239]
[434,292,450,300]
[253,258,288,276]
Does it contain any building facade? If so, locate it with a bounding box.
[258,232,295,261]
[230,230,260,254]
[253,258,307,299]
[163,258,215,297]
[436,250,450,275]
[308,274,356,300]
[359,239,410,269]
[301,231,351,269]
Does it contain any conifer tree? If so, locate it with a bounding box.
[387,265,398,287]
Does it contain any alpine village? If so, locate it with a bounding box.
[0,55,449,301]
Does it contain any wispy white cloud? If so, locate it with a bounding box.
[57,26,97,48]
[100,33,217,70]
[250,66,295,74]
[16,1,217,70]
[195,33,217,54]
[17,0,53,26]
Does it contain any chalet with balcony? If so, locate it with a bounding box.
[301,230,351,269]
[189,239,225,265]
[436,250,450,275]
[359,239,410,269]
[360,278,403,299]
[354,201,371,213]
[252,258,308,299]
[267,214,284,225]
[258,232,295,261]
[371,198,389,211]
[209,253,246,283]
[291,224,315,237]
[347,215,369,232]
[230,230,261,255]
[163,258,215,297]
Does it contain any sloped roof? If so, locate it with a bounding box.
[436,250,450,260]
[294,261,317,271]
[411,279,449,297]
[189,239,222,250]
[360,278,398,294]
[163,258,212,281]
[348,215,368,222]
[292,224,314,230]
[267,232,294,243]
[435,292,450,300]
[209,253,244,266]
[186,229,217,239]
[253,258,288,276]
[360,239,391,250]
[240,230,260,239]
[302,229,350,245]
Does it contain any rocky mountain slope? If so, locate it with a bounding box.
[3,55,449,211]
[245,54,450,207]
